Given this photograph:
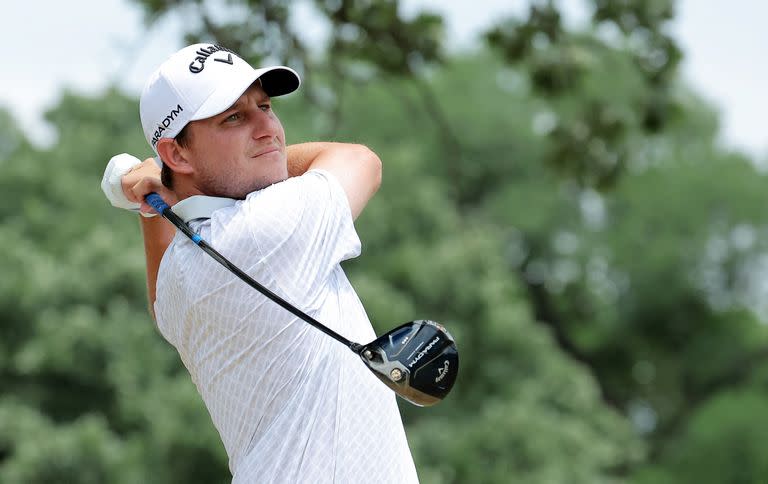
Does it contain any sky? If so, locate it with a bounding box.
[1,0,766,160]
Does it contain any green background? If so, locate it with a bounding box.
[1,1,767,482]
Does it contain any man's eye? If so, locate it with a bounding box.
[259,104,271,112]
[225,113,241,122]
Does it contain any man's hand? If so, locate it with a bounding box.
[102,154,178,217]
[121,157,178,217]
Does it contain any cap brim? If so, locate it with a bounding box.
[258,66,301,97]
[191,65,300,122]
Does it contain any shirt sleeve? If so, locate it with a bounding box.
[239,169,361,304]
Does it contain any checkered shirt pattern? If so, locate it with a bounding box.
[154,170,419,483]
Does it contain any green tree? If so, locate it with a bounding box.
[0,55,644,482]
[0,93,229,482]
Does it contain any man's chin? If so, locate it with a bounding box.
[246,171,289,194]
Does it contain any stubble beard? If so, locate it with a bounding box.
[196,157,289,199]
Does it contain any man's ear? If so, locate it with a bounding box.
[156,138,194,175]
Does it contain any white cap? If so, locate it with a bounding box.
[139,43,300,154]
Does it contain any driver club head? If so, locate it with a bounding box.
[358,320,459,406]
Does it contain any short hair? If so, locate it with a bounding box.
[160,124,192,189]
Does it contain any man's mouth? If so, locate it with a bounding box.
[252,146,280,158]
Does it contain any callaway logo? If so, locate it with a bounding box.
[151,104,184,147]
[407,336,441,369]
[435,360,449,383]
[189,44,235,73]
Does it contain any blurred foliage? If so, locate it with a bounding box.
[486,0,681,188]
[2,0,768,483]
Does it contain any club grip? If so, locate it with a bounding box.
[145,193,170,215]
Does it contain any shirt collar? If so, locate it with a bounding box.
[172,195,237,223]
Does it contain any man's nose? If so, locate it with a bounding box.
[250,110,277,139]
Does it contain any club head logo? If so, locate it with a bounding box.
[407,336,441,369]
[435,360,450,383]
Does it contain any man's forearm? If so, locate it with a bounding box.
[140,215,176,318]
[287,142,343,177]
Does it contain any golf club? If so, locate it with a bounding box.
[145,193,459,406]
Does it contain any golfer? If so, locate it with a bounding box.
[101,43,419,483]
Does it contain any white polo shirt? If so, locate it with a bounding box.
[154,170,418,483]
